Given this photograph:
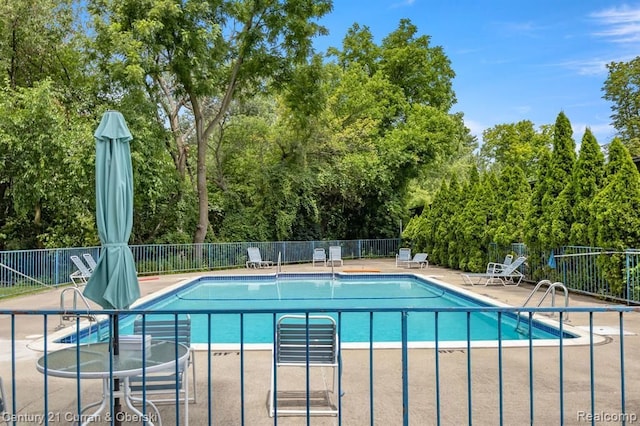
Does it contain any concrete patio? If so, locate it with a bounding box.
[0,259,638,425]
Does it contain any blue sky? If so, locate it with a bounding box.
[313,1,640,145]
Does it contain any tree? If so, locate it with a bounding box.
[568,128,604,245]
[90,0,332,243]
[379,18,456,111]
[0,0,82,90]
[538,112,576,248]
[0,81,95,249]
[590,138,640,294]
[479,120,552,178]
[524,148,551,249]
[492,165,529,246]
[603,57,640,154]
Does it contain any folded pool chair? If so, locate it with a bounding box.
[82,253,98,273]
[461,256,527,286]
[327,246,343,267]
[246,247,274,268]
[69,255,92,286]
[395,248,412,267]
[312,248,327,267]
[270,315,340,417]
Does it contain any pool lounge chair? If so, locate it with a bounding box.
[69,255,92,286]
[246,247,274,268]
[405,253,429,269]
[270,315,340,417]
[328,246,343,267]
[130,315,197,426]
[461,256,527,286]
[82,253,98,273]
[396,248,412,267]
[313,248,327,267]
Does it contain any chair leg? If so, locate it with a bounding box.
[184,364,189,426]
[190,355,197,403]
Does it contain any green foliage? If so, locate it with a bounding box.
[0,81,96,249]
[523,148,551,249]
[537,112,576,248]
[603,57,640,154]
[479,120,552,179]
[590,139,640,294]
[569,128,604,245]
[379,19,456,111]
[492,166,529,246]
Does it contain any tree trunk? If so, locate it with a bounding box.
[193,97,209,244]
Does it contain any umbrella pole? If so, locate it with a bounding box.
[113,314,122,426]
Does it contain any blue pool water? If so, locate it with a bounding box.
[78,274,573,345]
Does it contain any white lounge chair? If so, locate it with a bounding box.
[396,248,412,267]
[246,247,273,268]
[313,248,327,267]
[269,315,340,417]
[130,315,197,425]
[461,256,527,286]
[405,253,428,269]
[69,255,92,286]
[328,246,343,267]
[82,253,98,273]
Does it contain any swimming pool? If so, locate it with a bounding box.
[63,273,577,347]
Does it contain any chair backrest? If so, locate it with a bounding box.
[398,248,411,262]
[413,253,428,262]
[133,316,191,347]
[70,255,92,276]
[503,254,513,266]
[276,315,337,365]
[313,248,326,260]
[0,376,6,414]
[503,256,526,274]
[247,247,262,262]
[82,253,98,271]
[328,246,342,261]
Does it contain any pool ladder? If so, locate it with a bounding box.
[57,287,99,341]
[516,280,569,332]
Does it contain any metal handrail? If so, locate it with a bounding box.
[58,287,98,340]
[516,280,569,331]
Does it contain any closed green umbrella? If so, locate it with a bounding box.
[83,110,139,309]
[83,110,139,424]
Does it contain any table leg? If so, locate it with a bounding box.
[122,378,162,426]
[78,380,109,426]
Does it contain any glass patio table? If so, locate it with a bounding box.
[36,340,189,426]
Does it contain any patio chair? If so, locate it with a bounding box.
[69,255,92,286]
[246,247,274,268]
[395,248,412,267]
[405,253,429,269]
[461,256,527,286]
[82,253,98,273]
[0,376,7,422]
[327,246,343,267]
[312,248,327,267]
[269,315,340,417]
[130,315,197,425]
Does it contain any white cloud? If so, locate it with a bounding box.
[572,122,617,143]
[462,118,488,139]
[559,58,610,76]
[390,0,416,8]
[591,5,640,43]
